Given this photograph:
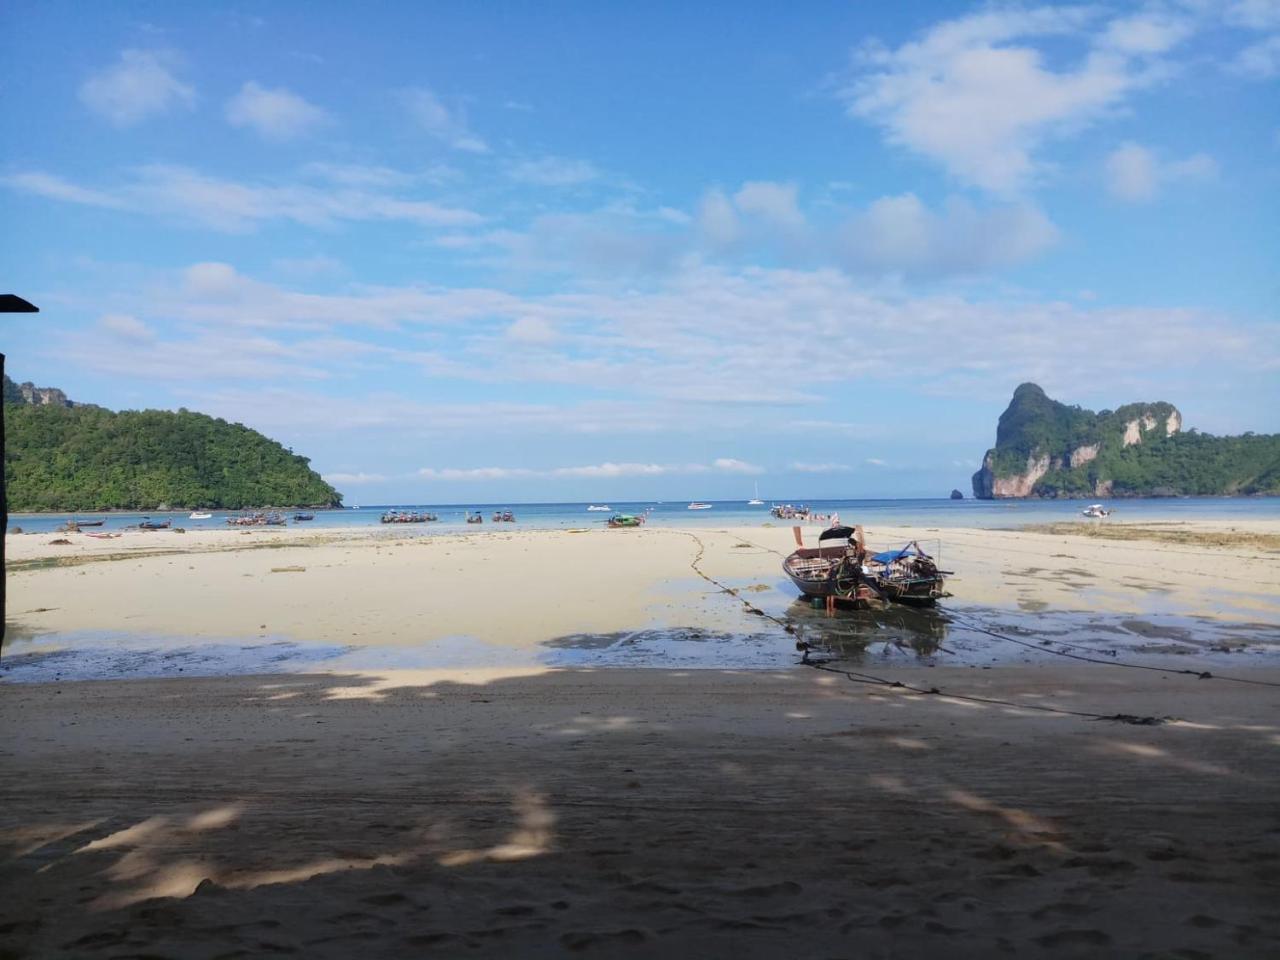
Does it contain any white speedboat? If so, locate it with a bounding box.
[1081,503,1112,518]
[687,502,713,510]
[587,504,611,511]
[189,511,212,520]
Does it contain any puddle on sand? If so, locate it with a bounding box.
[541,626,794,668]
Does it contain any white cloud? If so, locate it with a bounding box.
[790,462,854,473]
[98,313,154,342]
[711,458,764,475]
[226,82,328,141]
[697,188,740,247]
[1099,13,1193,55]
[506,316,557,343]
[79,49,195,126]
[865,458,887,467]
[733,181,805,230]
[2,164,482,233]
[420,467,536,481]
[403,88,488,153]
[54,261,1280,429]
[419,459,762,481]
[1232,33,1280,77]
[839,193,1058,275]
[1225,1,1280,30]
[841,7,1184,193]
[506,156,600,186]
[0,172,125,209]
[1104,142,1217,202]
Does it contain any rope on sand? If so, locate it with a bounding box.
[702,529,1280,691]
[670,530,1174,724]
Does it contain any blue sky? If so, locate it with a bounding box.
[3,1,1278,503]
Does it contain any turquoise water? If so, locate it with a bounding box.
[9,496,1280,535]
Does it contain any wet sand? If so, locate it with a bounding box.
[2,666,1279,958]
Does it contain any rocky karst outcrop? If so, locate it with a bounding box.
[3,376,73,407]
[966,383,1280,499]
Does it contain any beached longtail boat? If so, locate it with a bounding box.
[139,518,171,530]
[606,513,645,528]
[783,525,947,606]
[861,542,948,604]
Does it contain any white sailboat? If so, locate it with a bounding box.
[747,481,764,506]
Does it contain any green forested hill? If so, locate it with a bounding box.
[4,377,342,511]
[973,383,1280,498]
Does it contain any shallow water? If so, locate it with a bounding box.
[3,602,1275,683]
[10,495,1280,535]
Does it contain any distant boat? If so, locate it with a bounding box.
[139,518,171,530]
[587,505,611,511]
[293,513,315,521]
[72,519,105,527]
[189,511,212,520]
[1081,504,1112,518]
[687,502,712,510]
[747,482,764,506]
[607,513,646,528]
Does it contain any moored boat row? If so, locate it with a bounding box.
[380,510,438,524]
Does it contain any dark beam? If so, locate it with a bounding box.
[1,295,40,660]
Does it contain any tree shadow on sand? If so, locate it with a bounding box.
[1,668,1278,958]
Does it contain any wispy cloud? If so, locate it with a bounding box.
[840,7,1190,193]
[402,87,489,153]
[790,462,854,473]
[1104,142,1217,202]
[420,459,762,481]
[2,164,482,232]
[506,156,600,186]
[79,49,195,126]
[226,82,328,141]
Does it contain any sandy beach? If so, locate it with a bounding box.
[3,520,1279,956]
[3,666,1280,958]
[6,519,1279,656]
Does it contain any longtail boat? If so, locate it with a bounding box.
[783,525,948,607]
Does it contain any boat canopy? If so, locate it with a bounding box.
[818,525,857,542]
[872,544,930,565]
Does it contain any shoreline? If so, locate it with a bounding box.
[5,520,1278,683]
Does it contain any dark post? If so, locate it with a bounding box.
[0,294,41,661]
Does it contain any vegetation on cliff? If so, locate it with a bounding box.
[973,383,1280,498]
[4,375,342,511]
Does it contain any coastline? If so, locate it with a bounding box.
[5,518,1278,681]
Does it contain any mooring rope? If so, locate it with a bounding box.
[670,530,1175,724]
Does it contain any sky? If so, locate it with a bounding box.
[2,1,1278,504]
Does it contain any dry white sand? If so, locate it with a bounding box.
[7,520,1279,651]
[1,666,1278,957]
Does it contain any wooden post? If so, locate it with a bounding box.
[1,348,6,660]
[0,294,41,661]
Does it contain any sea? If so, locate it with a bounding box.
[8,495,1280,535]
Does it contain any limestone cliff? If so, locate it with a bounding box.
[968,383,1278,498]
[3,375,74,408]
